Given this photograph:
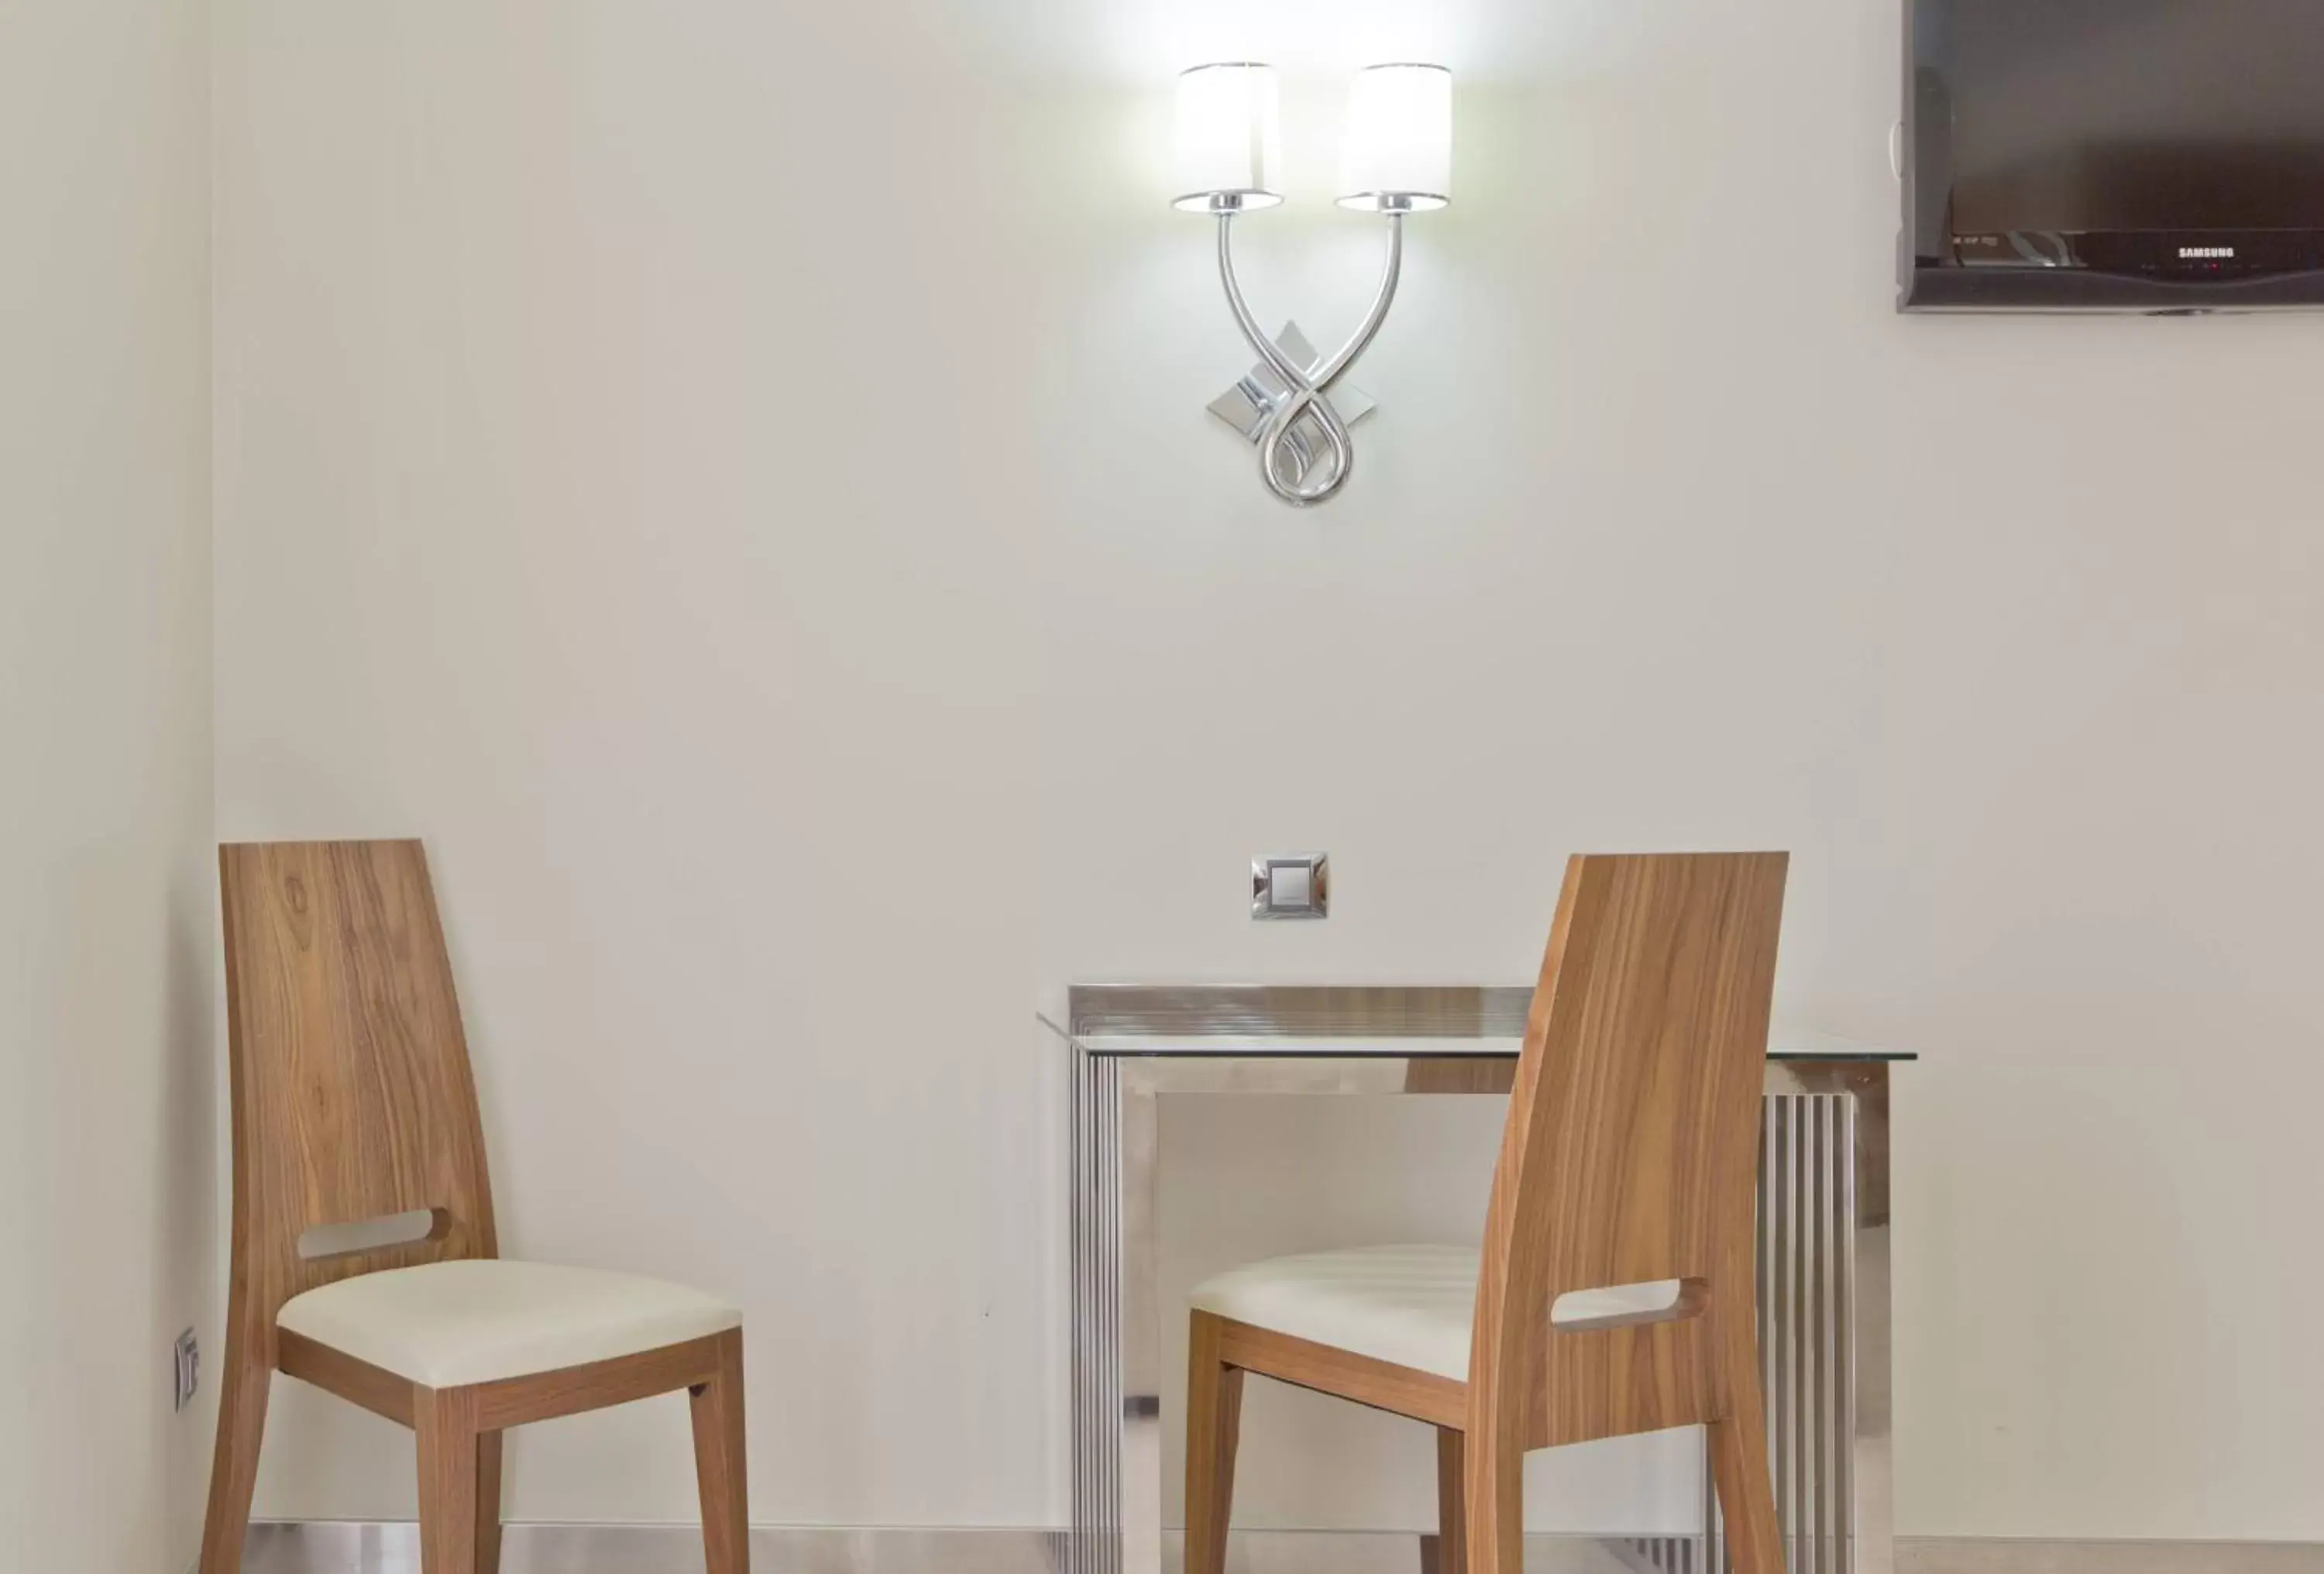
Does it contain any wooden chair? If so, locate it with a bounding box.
[1184,852,1790,1574]
[199,840,749,1574]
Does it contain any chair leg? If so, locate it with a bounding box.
[689,1327,751,1574]
[1460,1417,1524,1574]
[416,1386,483,1574]
[1708,1353,1784,1574]
[475,1430,505,1574]
[1184,1311,1246,1574]
[1424,1428,1466,1574]
[197,1335,272,1574]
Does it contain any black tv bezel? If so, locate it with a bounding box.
[1898,0,2324,313]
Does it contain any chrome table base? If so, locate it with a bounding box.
[1054,986,1901,1574]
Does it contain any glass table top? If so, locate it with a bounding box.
[1051,985,1916,1061]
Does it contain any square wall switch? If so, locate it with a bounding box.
[1252,854,1329,920]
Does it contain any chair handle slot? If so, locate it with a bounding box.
[296,1207,448,1262]
[1549,1277,1708,1333]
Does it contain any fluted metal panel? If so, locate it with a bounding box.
[1071,1039,1160,1574]
[1837,1095,1859,1574]
[1686,1091,1865,1574]
[1071,1045,1121,1574]
[1629,1534,1706,1574]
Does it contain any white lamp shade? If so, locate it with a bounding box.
[1174,64,1284,212]
[1339,64,1452,211]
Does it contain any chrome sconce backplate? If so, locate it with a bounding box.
[1207,321,1377,495]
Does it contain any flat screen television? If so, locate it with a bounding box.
[1903,0,2324,311]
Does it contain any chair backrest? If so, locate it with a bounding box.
[218,840,497,1352]
[1470,851,1787,1449]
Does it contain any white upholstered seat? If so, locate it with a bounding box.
[1191,1245,1481,1380]
[277,1259,742,1389]
[1192,1244,1688,1383]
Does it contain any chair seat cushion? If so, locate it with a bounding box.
[1191,1245,1481,1380]
[1191,1244,1684,1383]
[277,1260,742,1388]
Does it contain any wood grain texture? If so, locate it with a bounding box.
[217,840,498,1358]
[195,1352,272,1574]
[472,1332,728,1431]
[1184,1311,1246,1574]
[277,1327,415,1426]
[1434,1428,1468,1574]
[1399,1059,1520,1095]
[476,1431,505,1574]
[1215,1318,1467,1429]
[1707,1358,1783,1574]
[201,839,751,1574]
[1466,853,1789,1574]
[688,1329,751,1574]
[204,840,497,1574]
[416,1384,483,1574]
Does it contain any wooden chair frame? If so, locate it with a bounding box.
[199,840,748,1574]
[1186,852,1790,1574]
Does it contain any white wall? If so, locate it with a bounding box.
[213,0,2324,1545]
[0,2,216,1570]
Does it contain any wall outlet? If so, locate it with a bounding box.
[172,1328,199,1413]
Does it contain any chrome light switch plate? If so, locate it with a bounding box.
[1251,853,1329,920]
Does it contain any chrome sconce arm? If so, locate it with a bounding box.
[1215,208,1406,507]
[1176,61,1449,507]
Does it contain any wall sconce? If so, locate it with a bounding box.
[1175,62,1452,507]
